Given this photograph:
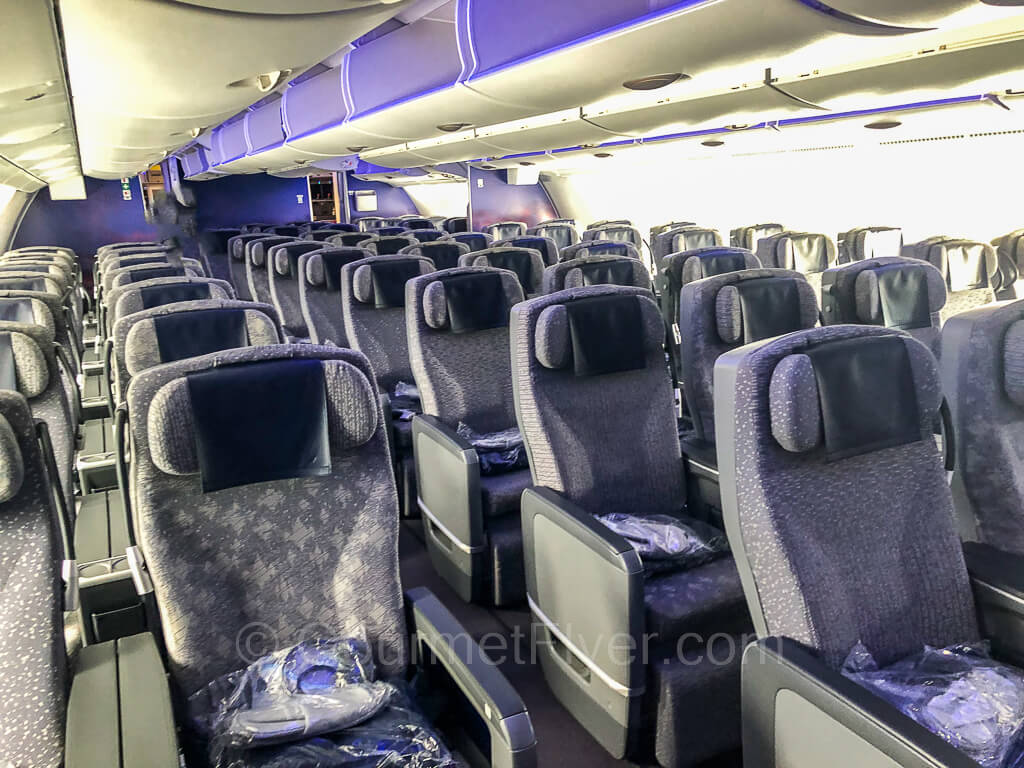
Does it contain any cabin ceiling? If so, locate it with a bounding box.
[3,0,1024,197]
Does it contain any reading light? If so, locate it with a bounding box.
[623,73,689,91]
[701,140,726,147]
[594,152,613,158]
[437,123,472,132]
[865,120,903,130]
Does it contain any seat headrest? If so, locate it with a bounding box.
[562,240,639,262]
[422,270,522,332]
[0,330,49,398]
[139,281,213,309]
[535,292,662,376]
[124,265,186,284]
[147,357,378,489]
[715,275,818,344]
[272,242,321,278]
[453,233,492,251]
[0,277,57,295]
[474,248,539,294]
[248,237,294,267]
[854,262,944,329]
[671,228,720,253]
[1003,319,1024,408]
[328,232,375,248]
[0,413,24,504]
[304,248,370,290]
[942,241,998,292]
[564,258,642,289]
[372,236,418,256]
[0,297,54,335]
[128,308,252,373]
[410,241,467,271]
[769,334,931,461]
[776,233,832,274]
[352,258,430,308]
[679,248,759,284]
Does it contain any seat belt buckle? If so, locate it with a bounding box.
[62,559,79,612]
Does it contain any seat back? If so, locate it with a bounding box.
[529,221,578,251]
[680,269,818,441]
[226,234,271,300]
[106,261,204,293]
[298,247,371,347]
[399,240,469,270]
[443,216,469,234]
[543,255,652,294]
[511,285,683,516]
[451,232,494,253]
[461,247,544,296]
[651,220,696,243]
[340,255,435,391]
[356,216,385,232]
[850,226,903,262]
[0,274,64,300]
[369,235,418,256]
[941,300,1024,554]
[761,232,836,300]
[0,391,67,768]
[925,239,1000,320]
[371,226,407,237]
[407,267,523,431]
[266,224,302,237]
[246,236,297,305]
[586,219,631,230]
[268,241,323,337]
[113,300,282,406]
[128,346,406,695]
[821,257,946,356]
[716,325,979,669]
[583,224,643,252]
[484,221,528,241]
[496,236,559,266]
[328,231,375,248]
[401,217,434,230]
[729,223,783,252]
[109,278,235,329]
[197,227,240,283]
[655,226,724,269]
[405,228,448,243]
[560,240,641,263]
[0,317,74,516]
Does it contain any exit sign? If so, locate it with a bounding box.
[120,177,132,200]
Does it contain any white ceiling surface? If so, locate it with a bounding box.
[0,2,83,195]
[541,98,1024,248]
[59,0,415,179]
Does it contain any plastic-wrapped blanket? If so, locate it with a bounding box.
[187,635,457,768]
[842,642,1024,768]
[456,423,529,475]
[392,382,421,422]
[596,513,729,574]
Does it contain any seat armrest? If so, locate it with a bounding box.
[412,414,483,553]
[66,633,178,768]
[407,587,537,768]
[743,637,977,768]
[521,487,645,695]
[963,541,1024,666]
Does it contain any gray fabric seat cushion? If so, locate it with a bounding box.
[480,467,531,518]
[643,557,747,649]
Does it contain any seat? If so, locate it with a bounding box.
[443,216,469,233]
[654,227,723,270]
[582,223,644,254]
[310,222,358,234]
[941,300,1024,555]
[245,236,297,306]
[371,226,408,237]
[104,261,205,296]
[265,224,302,237]
[714,323,1024,768]
[327,231,376,248]
[401,217,434,230]
[405,228,448,243]
[298,247,371,347]
[920,239,1002,319]
[267,240,323,339]
[658,248,761,383]
[125,345,536,767]
[512,285,749,766]
[399,240,470,270]
[0,313,76,517]
[561,240,642,263]
[106,278,235,334]
[495,235,559,266]
[529,219,579,251]
[729,223,783,253]
[758,231,836,302]
[369,235,418,255]
[341,255,435,514]
[356,215,385,231]
[836,226,903,263]
[586,219,632,230]
[484,221,528,240]
[196,228,240,283]
[460,247,545,297]
[543,255,653,294]
[407,267,528,606]
[452,231,494,253]
[225,234,271,301]
[821,256,946,357]
[651,221,697,246]
[0,391,69,768]
[111,300,282,410]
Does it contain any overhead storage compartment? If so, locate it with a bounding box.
[60,0,415,178]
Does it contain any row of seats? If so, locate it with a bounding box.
[0,231,539,767]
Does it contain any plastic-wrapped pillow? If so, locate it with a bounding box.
[392,381,421,422]
[597,513,729,574]
[842,641,1024,768]
[456,423,529,475]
